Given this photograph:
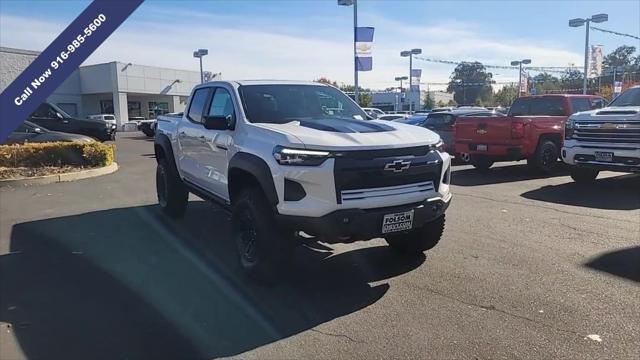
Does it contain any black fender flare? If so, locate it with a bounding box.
[154,134,178,172]
[228,152,279,205]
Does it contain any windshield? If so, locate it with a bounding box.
[48,102,73,118]
[609,87,640,107]
[239,84,367,124]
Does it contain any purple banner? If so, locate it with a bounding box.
[0,0,144,143]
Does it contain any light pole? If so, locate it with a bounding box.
[510,59,531,97]
[395,76,408,112]
[569,13,608,94]
[401,48,421,112]
[193,48,208,84]
[338,0,359,104]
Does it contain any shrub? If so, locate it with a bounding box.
[0,141,115,168]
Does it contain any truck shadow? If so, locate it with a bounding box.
[520,174,640,210]
[584,246,640,282]
[0,202,422,359]
[451,162,569,186]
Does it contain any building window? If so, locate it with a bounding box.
[148,101,169,118]
[57,103,78,117]
[100,100,114,114]
[128,101,141,117]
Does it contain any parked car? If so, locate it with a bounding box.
[455,94,606,173]
[379,113,410,121]
[414,110,432,115]
[155,80,451,282]
[430,107,456,113]
[28,103,117,142]
[362,107,385,118]
[3,121,95,145]
[562,86,640,182]
[87,114,117,125]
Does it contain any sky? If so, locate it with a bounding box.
[1,0,639,91]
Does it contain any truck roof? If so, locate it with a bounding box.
[201,80,325,87]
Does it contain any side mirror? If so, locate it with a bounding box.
[34,127,43,134]
[203,115,230,130]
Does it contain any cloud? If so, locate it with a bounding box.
[1,7,583,91]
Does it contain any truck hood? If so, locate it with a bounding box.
[252,118,440,150]
[569,106,640,121]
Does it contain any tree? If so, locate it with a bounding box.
[339,84,372,106]
[423,92,435,109]
[531,72,561,94]
[603,45,637,69]
[446,62,493,105]
[599,84,613,101]
[315,77,338,87]
[560,69,584,91]
[436,100,446,107]
[446,99,457,106]
[494,84,518,107]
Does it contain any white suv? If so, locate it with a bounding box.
[563,86,640,182]
[155,80,451,281]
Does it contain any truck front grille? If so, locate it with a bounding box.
[341,181,435,202]
[333,147,442,204]
[572,120,640,145]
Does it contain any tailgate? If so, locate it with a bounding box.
[455,116,514,145]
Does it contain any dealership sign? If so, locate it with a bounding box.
[0,0,144,143]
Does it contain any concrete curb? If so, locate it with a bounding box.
[0,162,119,187]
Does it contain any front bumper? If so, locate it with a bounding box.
[562,143,640,172]
[276,193,451,242]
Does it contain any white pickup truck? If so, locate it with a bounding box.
[154,80,452,281]
[563,86,640,182]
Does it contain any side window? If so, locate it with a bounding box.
[530,98,564,116]
[31,104,54,118]
[187,88,210,123]
[509,99,530,116]
[570,98,591,113]
[208,88,235,121]
[590,98,606,109]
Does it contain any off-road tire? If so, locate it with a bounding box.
[528,140,559,174]
[385,215,445,255]
[570,166,599,183]
[232,187,295,283]
[156,158,188,218]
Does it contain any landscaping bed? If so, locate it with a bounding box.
[0,142,115,180]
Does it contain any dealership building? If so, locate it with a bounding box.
[1,46,201,125]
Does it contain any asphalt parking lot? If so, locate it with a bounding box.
[0,132,638,359]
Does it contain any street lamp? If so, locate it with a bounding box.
[193,48,208,84]
[401,48,421,111]
[338,0,359,104]
[569,13,608,94]
[510,59,531,97]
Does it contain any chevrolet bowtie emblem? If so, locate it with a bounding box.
[476,129,488,135]
[384,160,411,173]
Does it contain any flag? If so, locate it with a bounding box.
[589,45,604,78]
[355,27,374,71]
[411,69,422,91]
[519,69,528,93]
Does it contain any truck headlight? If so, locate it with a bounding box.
[565,118,574,139]
[429,139,445,152]
[273,146,330,166]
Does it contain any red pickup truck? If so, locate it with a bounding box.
[454,94,606,173]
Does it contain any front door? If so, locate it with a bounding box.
[197,87,236,200]
[29,103,70,132]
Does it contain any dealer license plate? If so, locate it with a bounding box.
[382,210,414,234]
[594,151,613,162]
[476,144,488,151]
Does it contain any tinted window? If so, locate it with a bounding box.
[208,88,235,121]
[589,98,606,109]
[104,115,116,121]
[510,98,565,116]
[187,88,210,123]
[425,113,455,125]
[239,84,367,124]
[570,98,591,113]
[31,104,57,118]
